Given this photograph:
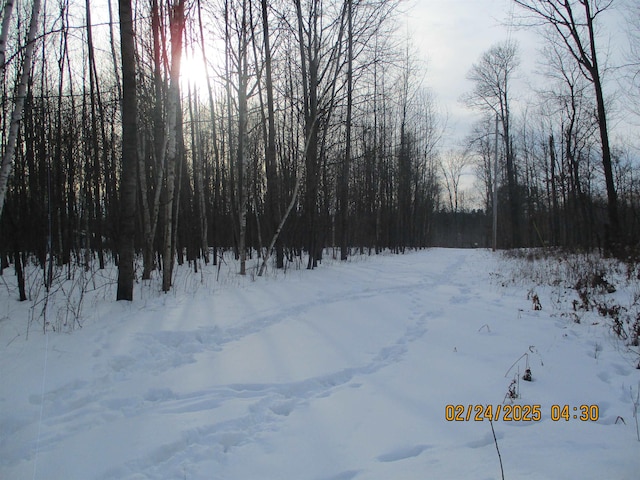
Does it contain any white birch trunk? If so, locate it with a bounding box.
[0,0,15,80]
[161,0,184,292]
[0,0,42,218]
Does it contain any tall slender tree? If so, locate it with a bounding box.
[339,0,353,261]
[162,0,185,292]
[0,0,42,218]
[0,0,15,82]
[116,0,138,300]
[463,40,521,247]
[513,0,620,248]
[260,0,283,269]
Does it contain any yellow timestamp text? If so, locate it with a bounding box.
[444,404,599,422]
[549,404,599,422]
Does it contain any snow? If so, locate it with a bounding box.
[1,248,639,479]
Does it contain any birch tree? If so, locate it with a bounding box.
[0,0,15,82]
[0,0,42,218]
[162,0,185,292]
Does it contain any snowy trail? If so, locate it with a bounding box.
[1,249,639,479]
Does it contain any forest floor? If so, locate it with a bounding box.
[1,248,639,479]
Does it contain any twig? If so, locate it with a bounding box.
[489,419,505,480]
[632,384,640,442]
[504,352,529,378]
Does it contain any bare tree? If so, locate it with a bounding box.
[0,0,15,82]
[440,149,469,214]
[625,2,640,117]
[138,0,167,281]
[539,43,598,247]
[467,116,495,216]
[116,0,138,300]
[259,0,283,268]
[463,40,521,247]
[259,116,318,276]
[162,0,185,292]
[0,0,42,218]
[339,0,353,261]
[513,0,620,247]
[222,0,258,275]
[0,0,454,289]
[293,0,348,268]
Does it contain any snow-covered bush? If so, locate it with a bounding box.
[499,248,640,367]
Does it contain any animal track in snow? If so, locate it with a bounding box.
[466,431,504,449]
[320,470,361,480]
[377,444,431,462]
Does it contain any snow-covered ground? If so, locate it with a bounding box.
[1,248,638,479]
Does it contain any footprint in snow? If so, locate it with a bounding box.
[269,399,295,417]
[450,295,470,304]
[597,371,611,384]
[466,432,503,449]
[376,444,431,462]
[321,470,361,480]
[611,363,631,377]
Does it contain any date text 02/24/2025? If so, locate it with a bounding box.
[444,404,600,422]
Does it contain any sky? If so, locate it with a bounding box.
[402,0,630,151]
[403,0,540,149]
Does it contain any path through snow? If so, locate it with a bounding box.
[1,249,638,479]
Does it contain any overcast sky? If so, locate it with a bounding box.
[402,0,538,148]
[402,0,630,151]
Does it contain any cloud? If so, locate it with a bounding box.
[403,0,539,146]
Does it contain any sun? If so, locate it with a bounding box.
[179,47,212,95]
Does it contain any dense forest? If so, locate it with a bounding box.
[0,0,638,300]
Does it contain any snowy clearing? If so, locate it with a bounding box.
[1,248,639,479]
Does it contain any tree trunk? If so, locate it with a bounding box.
[116,0,138,301]
[140,0,167,281]
[162,0,185,293]
[237,19,249,276]
[188,84,208,264]
[340,0,353,261]
[512,0,620,249]
[549,134,560,246]
[0,1,15,82]
[106,0,121,94]
[0,0,42,218]
[15,250,26,301]
[260,0,283,269]
[590,55,619,246]
[294,0,321,269]
[258,116,316,276]
[85,0,105,269]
